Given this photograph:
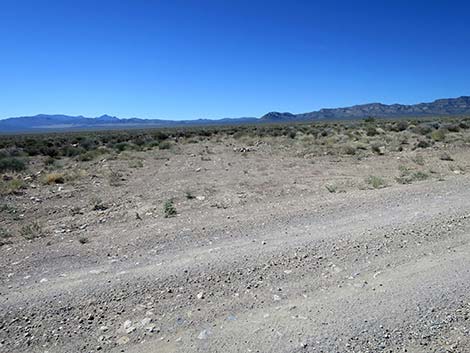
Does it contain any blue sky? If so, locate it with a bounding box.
[1,0,469,120]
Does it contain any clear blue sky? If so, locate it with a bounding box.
[1,0,469,120]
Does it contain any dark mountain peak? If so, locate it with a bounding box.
[260,112,296,120]
[96,114,119,121]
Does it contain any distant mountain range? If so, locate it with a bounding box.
[1,96,470,133]
[0,114,258,133]
[260,96,470,121]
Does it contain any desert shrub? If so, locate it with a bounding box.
[0,157,26,173]
[396,166,429,184]
[366,126,378,136]
[0,178,26,195]
[430,129,446,142]
[133,137,147,146]
[79,138,99,151]
[159,141,171,150]
[413,124,433,135]
[415,140,431,149]
[371,143,384,154]
[232,130,248,139]
[66,168,87,182]
[1,147,25,157]
[91,197,108,211]
[412,155,425,166]
[128,160,144,168]
[325,184,337,193]
[287,130,297,139]
[163,199,177,218]
[148,141,160,148]
[78,151,96,161]
[442,124,460,132]
[459,121,469,129]
[395,120,409,132]
[0,204,17,214]
[63,145,86,157]
[0,227,12,239]
[396,166,411,184]
[0,227,12,246]
[20,222,44,240]
[108,169,123,186]
[40,146,59,158]
[113,142,131,152]
[152,131,169,141]
[343,145,356,155]
[198,129,213,137]
[366,175,386,189]
[412,171,429,181]
[77,148,108,161]
[44,156,56,166]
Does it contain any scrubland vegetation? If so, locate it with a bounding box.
[2,116,470,353]
[0,116,469,200]
[1,116,469,165]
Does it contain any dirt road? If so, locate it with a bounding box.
[1,173,469,352]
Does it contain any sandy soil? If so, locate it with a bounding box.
[1,137,469,352]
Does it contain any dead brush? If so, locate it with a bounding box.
[163,199,177,218]
[45,173,65,184]
[108,168,123,186]
[20,222,44,240]
[0,227,12,246]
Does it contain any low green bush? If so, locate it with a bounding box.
[0,157,26,173]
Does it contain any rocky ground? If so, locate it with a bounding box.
[1,135,469,352]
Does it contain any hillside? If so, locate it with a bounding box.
[261,96,470,121]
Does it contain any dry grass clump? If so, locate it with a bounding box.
[20,222,45,240]
[0,178,26,195]
[0,227,12,246]
[396,166,429,184]
[45,173,65,184]
[163,199,177,218]
[366,175,387,189]
[108,169,123,186]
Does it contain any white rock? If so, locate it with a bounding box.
[126,326,136,334]
[198,329,210,340]
[140,317,152,327]
[116,336,129,345]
